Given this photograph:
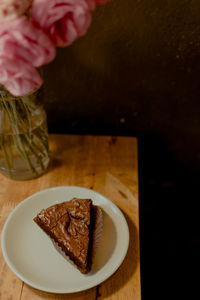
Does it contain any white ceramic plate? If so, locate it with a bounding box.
[1,186,129,294]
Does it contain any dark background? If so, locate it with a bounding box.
[42,1,200,299]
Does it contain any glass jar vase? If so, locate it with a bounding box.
[0,85,50,180]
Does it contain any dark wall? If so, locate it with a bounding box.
[42,2,200,298]
[43,0,200,174]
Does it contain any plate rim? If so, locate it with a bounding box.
[1,185,130,294]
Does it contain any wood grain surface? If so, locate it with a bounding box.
[0,134,140,300]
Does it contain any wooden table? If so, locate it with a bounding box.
[0,134,141,300]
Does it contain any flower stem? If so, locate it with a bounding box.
[35,126,49,155]
[1,99,39,176]
[22,134,45,171]
[0,134,13,178]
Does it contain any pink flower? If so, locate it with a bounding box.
[31,0,92,47]
[85,0,96,11]
[0,17,56,67]
[0,0,32,22]
[0,56,43,96]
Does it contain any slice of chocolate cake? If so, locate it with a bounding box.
[34,198,101,274]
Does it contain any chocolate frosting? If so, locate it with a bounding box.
[37,198,92,265]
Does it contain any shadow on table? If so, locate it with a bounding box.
[46,156,63,172]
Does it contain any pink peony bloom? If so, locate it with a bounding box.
[31,0,92,47]
[0,17,56,67]
[85,0,96,11]
[0,0,32,22]
[0,56,43,96]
